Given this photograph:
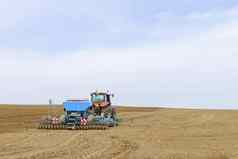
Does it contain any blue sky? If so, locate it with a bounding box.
[1,1,238,108]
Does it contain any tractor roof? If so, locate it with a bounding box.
[91,92,109,96]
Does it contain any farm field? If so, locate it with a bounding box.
[0,105,238,159]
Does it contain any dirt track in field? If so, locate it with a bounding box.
[0,105,238,159]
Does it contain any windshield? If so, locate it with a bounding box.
[92,95,105,102]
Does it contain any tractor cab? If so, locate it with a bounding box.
[90,91,113,108]
[90,91,115,116]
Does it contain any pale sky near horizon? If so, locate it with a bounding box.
[1,1,238,108]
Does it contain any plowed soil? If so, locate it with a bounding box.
[0,105,238,159]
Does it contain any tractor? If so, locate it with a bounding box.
[88,91,117,119]
[38,91,118,130]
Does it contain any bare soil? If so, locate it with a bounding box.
[0,105,237,159]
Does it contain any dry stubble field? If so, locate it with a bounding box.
[0,105,238,159]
